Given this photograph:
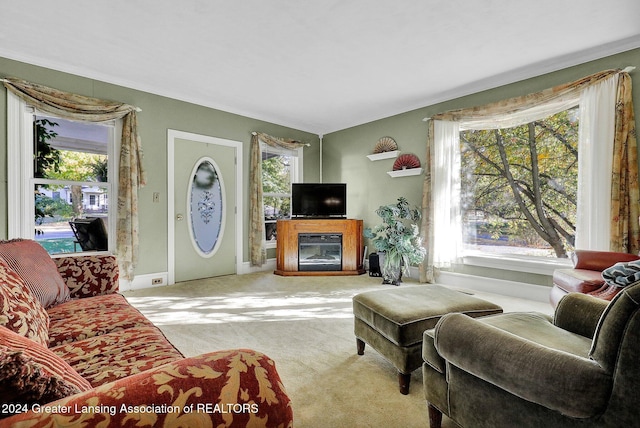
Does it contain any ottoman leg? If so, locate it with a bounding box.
[398,372,411,395]
[356,338,365,355]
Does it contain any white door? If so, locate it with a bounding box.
[168,130,243,284]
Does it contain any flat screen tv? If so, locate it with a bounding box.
[291,183,347,218]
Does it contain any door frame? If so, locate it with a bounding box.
[167,129,243,285]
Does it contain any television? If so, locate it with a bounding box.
[291,183,347,218]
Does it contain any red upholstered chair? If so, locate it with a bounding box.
[550,250,640,307]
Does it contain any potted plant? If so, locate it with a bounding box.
[364,197,426,285]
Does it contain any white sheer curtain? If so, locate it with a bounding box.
[432,120,462,267]
[430,74,619,266]
[575,75,619,250]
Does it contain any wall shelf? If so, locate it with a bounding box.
[387,168,423,178]
[366,150,400,161]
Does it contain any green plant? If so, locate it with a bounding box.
[34,118,60,179]
[34,119,61,233]
[364,197,426,284]
[90,157,108,182]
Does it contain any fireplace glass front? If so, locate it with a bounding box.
[298,233,342,271]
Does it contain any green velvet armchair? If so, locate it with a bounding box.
[422,282,640,427]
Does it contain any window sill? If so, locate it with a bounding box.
[51,250,113,258]
[462,252,571,276]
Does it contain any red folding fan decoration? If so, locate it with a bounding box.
[393,153,421,171]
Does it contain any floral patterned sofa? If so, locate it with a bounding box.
[0,239,292,427]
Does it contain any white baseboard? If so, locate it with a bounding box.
[123,261,275,292]
[435,271,551,303]
[239,259,277,275]
[122,264,550,303]
[120,272,169,292]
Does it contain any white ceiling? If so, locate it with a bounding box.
[2,1,640,135]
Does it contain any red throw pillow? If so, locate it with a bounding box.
[0,326,91,415]
[0,239,70,308]
[0,259,49,346]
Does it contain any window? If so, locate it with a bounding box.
[460,107,579,259]
[261,143,302,247]
[8,92,118,255]
[428,71,634,278]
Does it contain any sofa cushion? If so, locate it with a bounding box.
[0,326,91,416]
[572,249,640,271]
[51,326,184,387]
[476,312,592,357]
[54,255,119,298]
[0,239,70,308]
[2,350,293,428]
[0,352,80,417]
[552,268,605,294]
[47,293,155,346]
[0,259,49,346]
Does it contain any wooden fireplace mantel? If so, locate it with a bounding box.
[274,218,366,276]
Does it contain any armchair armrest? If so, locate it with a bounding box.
[572,249,639,271]
[53,255,119,298]
[434,313,611,419]
[553,292,609,338]
[2,349,292,428]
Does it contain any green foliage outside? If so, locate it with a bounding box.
[34,119,61,233]
[34,118,61,178]
[34,118,108,240]
[460,108,578,258]
[35,191,74,224]
[262,155,292,219]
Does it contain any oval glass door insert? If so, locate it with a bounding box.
[188,157,225,257]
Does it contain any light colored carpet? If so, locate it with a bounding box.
[124,272,553,428]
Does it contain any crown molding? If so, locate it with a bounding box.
[2,35,640,135]
[403,35,640,122]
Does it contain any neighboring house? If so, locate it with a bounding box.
[39,186,108,214]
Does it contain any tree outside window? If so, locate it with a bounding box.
[261,146,301,244]
[460,108,578,258]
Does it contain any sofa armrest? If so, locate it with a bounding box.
[553,292,609,338]
[434,313,611,419]
[53,255,119,298]
[572,249,639,271]
[2,349,292,428]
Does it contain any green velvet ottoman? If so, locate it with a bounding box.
[353,284,503,394]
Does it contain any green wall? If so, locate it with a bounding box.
[0,57,321,275]
[323,48,640,285]
[2,48,639,283]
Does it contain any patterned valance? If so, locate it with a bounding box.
[249,132,306,267]
[2,78,145,281]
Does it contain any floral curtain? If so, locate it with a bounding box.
[2,77,146,280]
[420,68,639,282]
[611,73,640,252]
[249,132,306,266]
